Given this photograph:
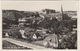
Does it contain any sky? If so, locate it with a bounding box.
[1,1,78,11]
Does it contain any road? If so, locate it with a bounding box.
[2,38,53,50]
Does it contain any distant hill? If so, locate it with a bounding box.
[64,11,77,18]
[2,10,39,22]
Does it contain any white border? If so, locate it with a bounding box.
[0,1,79,51]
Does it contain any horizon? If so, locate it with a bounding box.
[2,9,77,12]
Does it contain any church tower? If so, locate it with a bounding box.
[61,5,64,20]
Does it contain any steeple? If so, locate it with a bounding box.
[61,5,64,20]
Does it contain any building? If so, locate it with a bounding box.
[42,9,56,14]
[18,17,26,26]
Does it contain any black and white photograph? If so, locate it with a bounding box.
[2,1,78,50]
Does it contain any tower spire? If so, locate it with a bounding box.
[61,5,64,20]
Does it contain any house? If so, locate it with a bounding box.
[18,16,33,27]
[43,34,58,48]
[42,12,62,21]
[18,17,26,22]
[18,17,26,26]
[42,9,56,14]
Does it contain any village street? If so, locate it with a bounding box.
[2,38,54,50]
